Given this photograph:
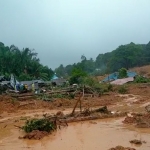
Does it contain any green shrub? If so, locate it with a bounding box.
[69,68,87,85]
[107,84,113,91]
[22,118,56,133]
[118,85,128,94]
[81,76,97,87]
[134,75,150,83]
[118,68,127,79]
[68,93,75,99]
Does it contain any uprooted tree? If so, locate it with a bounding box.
[20,114,68,140]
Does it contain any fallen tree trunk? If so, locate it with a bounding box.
[61,112,126,123]
[46,89,76,94]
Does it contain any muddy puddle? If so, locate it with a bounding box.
[0,118,150,150]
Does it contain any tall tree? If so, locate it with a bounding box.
[0,42,54,81]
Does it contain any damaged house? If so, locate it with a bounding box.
[51,73,66,86]
[102,71,137,85]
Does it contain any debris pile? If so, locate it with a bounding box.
[0,84,8,94]
[19,130,49,140]
[129,139,143,145]
[38,85,102,102]
[19,105,127,139]
[20,115,68,140]
[123,113,150,128]
[62,92,126,122]
[64,112,126,123]
[22,118,57,133]
[108,146,136,150]
[122,114,137,124]
[62,104,126,123]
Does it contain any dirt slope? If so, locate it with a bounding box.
[130,65,150,77]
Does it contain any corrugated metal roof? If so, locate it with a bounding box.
[51,74,58,80]
[102,71,137,82]
[1,81,10,84]
[110,77,134,85]
[51,78,66,85]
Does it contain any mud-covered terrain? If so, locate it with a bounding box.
[0,83,150,150]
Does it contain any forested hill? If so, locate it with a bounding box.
[55,41,150,77]
[1,41,150,80]
[0,42,53,81]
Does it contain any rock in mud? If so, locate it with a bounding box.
[56,111,64,117]
[123,116,137,124]
[130,139,142,145]
[108,145,136,150]
[95,106,110,114]
[123,113,150,128]
[89,121,97,124]
[19,130,49,140]
[145,104,150,113]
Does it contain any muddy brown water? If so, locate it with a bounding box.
[0,118,150,150]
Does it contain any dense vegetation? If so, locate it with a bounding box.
[0,42,53,81]
[118,68,127,79]
[1,41,150,81]
[55,41,150,77]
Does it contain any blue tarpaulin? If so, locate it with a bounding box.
[102,71,137,82]
[51,73,58,80]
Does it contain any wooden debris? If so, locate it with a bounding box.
[71,92,82,116]
[93,106,110,114]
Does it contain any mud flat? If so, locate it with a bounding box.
[0,118,150,150]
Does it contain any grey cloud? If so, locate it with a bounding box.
[0,0,150,69]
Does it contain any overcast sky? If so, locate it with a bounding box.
[0,0,150,69]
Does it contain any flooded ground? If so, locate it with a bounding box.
[1,85,150,150]
[0,118,150,150]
